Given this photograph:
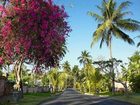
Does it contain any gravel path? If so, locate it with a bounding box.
[40,88,135,105]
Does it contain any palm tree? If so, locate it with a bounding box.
[89,0,140,93]
[76,69,86,92]
[62,61,71,74]
[48,68,59,92]
[89,0,140,57]
[62,61,71,87]
[78,50,92,67]
[58,72,67,91]
[72,65,79,88]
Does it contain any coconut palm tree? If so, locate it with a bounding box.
[58,72,67,91]
[48,68,59,92]
[76,69,86,92]
[62,61,71,74]
[89,0,140,57]
[62,61,72,87]
[72,65,79,88]
[78,50,92,67]
[88,0,140,93]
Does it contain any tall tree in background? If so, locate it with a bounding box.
[62,61,72,87]
[48,68,59,92]
[78,50,92,67]
[63,61,71,74]
[89,0,140,93]
[72,65,79,88]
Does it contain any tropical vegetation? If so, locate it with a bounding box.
[88,0,140,93]
[0,0,139,104]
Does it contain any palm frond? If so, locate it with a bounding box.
[126,19,140,24]
[112,1,131,21]
[87,12,104,22]
[99,31,107,48]
[91,20,110,47]
[112,25,135,45]
[134,35,140,39]
[137,42,140,47]
[113,11,132,21]
[116,19,140,31]
[108,0,116,16]
[97,5,105,15]
[118,1,131,11]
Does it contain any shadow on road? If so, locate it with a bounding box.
[40,88,135,105]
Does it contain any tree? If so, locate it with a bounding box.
[93,58,122,93]
[76,69,86,92]
[42,73,49,86]
[128,51,140,75]
[72,65,79,88]
[89,0,140,93]
[91,68,102,94]
[0,0,70,91]
[57,72,67,91]
[129,74,140,93]
[48,68,59,92]
[62,61,71,74]
[127,51,140,92]
[62,61,73,88]
[78,50,92,67]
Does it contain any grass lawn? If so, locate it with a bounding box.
[6,92,57,105]
[98,92,140,105]
[111,93,140,105]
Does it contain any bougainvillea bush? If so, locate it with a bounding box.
[0,0,70,70]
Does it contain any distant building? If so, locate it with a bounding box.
[115,82,129,92]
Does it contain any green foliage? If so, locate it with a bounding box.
[48,68,59,90]
[126,51,140,92]
[58,72,67,90]
[62,61,71,74]
[128,51,140,75]
[0,69,2,76]
[78,50,92,66]
[89,0,140,48]
[130,74,140,93]
[42,74,49,86]
[112,94,140,105]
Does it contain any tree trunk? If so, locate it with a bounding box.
[14,59,23,98]
[108,35,115,94]
[89,84,90,94]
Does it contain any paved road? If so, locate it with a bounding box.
[40,88,135,105]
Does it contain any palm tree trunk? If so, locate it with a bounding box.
[109,40,113,59]
[89,83,90,94]
[108,35,115,94]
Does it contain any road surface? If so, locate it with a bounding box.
[40,88,135,105]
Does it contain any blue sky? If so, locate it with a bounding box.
[54,0,140,67]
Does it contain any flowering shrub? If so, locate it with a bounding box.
[0,0,70,70]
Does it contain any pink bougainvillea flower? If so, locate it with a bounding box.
[0,57,3,65]
[0,0,71,71]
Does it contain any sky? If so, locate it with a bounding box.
[53,0,140,67]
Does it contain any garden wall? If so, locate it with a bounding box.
[23,86,50,93]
